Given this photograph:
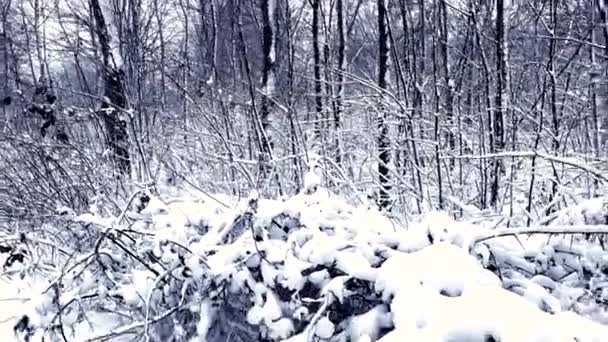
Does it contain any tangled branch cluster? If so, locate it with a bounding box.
[5,190,608,342]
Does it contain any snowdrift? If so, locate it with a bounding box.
[4,189,608,341]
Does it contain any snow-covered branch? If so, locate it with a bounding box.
[445,151,608,182]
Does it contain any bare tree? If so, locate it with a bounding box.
[596,0,608,155]
[591,0,601,159]
[259,0,275,184]
[439,0,454,168]
[377,0,391,210]
[2,0,607,232]
[545,0,560,214]
[90,0,131,176]
[312,0,323,143]
[333,0,345,166]
[490,0,508,208]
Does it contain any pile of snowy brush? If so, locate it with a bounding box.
[9,188,608,341]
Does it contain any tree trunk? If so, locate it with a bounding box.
[398,0,423,213]
[259,0,275,183]
[596,0,608,154]
[285,0,301,187]
[432,1,444,209]
[312,0,323,143]
[546,0,560,214]
[377,0,391,210]
[591,1,601,159]
[490,0,508,208]
[440,0,454,169]
[90,0,131,177]
[334,0,345,165]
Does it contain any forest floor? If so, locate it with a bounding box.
[2,188,608,341]
[0,278,28,340]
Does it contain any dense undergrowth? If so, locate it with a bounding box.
[2,184,608,342]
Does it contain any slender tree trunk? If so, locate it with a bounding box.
[591,1,601,159]
[546,0,560,214]
[209,0,218,82]
[285,0,301,187]
[312,0,323,143]
[440,0,455,169]
[259,0,275,184]
[432,1,444,209]
[178,0,190,157]
[399,0,423,213]
[589,0,603,196]
[597,0,608,56]
[490,0,507,208]
[153,0,166,118]
[90,0,131,177]
[418,0,426,144]
[334,0,345,166]
[471,1,491,209]
[33,0,46,84]
[0,1,10,131]
[596,0,608,154]
[377,0,391,210]
[322,2,333,164]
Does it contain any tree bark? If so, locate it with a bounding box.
[334,0,345,165]
[312,0,323,143]
[440,0,455,168]
[490,0,508,208]
[432,1,444,209]
[596,0,608,154]
[591,1,601,159]
[377,0,391,210]
[546,0,560,214]
[259,0,275,182]
[90,0,131,177]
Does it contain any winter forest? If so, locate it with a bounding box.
[1,0,608,340]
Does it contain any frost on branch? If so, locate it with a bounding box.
[10,191,608,342]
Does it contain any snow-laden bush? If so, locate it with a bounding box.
[6,189,608,341]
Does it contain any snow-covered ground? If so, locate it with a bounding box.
[0,278,33,341]
[4,188,608,341]
[0,281,21,339]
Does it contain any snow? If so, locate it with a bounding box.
[0,279,31,340]
[315,316,335,338]
[382,281,606,341]
[195,299,214,340]
[348,305,392,341]
[302,154,322,194]
[4,189,608,341]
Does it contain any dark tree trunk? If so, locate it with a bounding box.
[440,0,454,168]
[595,0,608,153]
[377,0,391,210]
[546,0,559,214]
[90,0,131,177]
[490,0,507,208]
[312,0,323,142]
[259,0,274,179]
